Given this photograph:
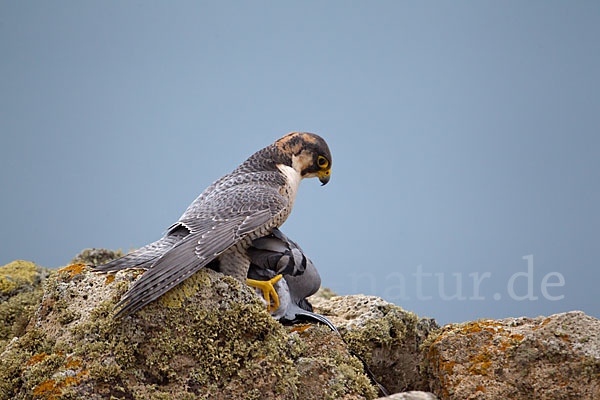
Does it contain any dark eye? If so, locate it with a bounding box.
[317,156,329,168]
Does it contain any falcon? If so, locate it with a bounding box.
[93,132,332,317]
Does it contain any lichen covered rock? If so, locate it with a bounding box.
[422,311,600,399]
[0,261,51,351]
[310,294,439,394]
[0,260,50,301]
[0,263,378,400]
[3,253,596,399]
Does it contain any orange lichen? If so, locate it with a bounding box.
[104,274,115,285]
[462,323,483,334]
[32,369,88,400]
[498,333,524,352]
[65,357,82,370]
[426,342,458,399]
[289,325,312,335]
[533,317,553,331]
[475,385,487,393]
[62,376,78,386]
[27,352,50,366]
[468,353,492,376]
[441,360,455,375]
[456,321,505,338]
[28,354,87,399]
[58,264,86,279]
[33,379,61,399]
[510,333,524,341]
[557,333,571,343]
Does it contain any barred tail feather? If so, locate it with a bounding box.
[91,227,189,272]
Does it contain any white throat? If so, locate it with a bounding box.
[277,164,302,206]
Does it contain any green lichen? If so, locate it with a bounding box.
[342,305,416,363]
[581,357,600,380]
[0,288,44,350]
[291,324,378,399]
[0,261,52,351]
[336,304,435,394]
[46,268,303,398]
[158,267,213,309]
[0,328,56,400]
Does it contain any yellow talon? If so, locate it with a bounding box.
[247,274,283,312]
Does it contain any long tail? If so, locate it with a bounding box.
[293,310,339,334]
[91,227,188,272]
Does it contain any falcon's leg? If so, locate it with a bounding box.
[219,244,283,311]
[247,274,282,312]
[219,245,252,282]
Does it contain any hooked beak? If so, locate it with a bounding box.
[318,168,331,185]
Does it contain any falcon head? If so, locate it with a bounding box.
[275,132,332,185]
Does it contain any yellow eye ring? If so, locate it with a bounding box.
[317,156,329,168]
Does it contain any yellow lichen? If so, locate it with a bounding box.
[0,260,40,294]
[158,269,211,308]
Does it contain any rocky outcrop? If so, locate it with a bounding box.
[421,311,600,399]
[1,254,598,399]
[0,261,379,400]
[310,294,438,394]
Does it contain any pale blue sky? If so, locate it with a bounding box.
[1,1,598,324]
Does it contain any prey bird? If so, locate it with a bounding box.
[92,132,332,317]
[246,228,337,331]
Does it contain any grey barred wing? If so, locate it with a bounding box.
[114,183,288,317]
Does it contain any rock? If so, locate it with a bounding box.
[377,391,439,399]
[70,248,125,266]
[0,261,52,350]
[311,286,338,301]
[0,260,51,301]
[310,294,439,394]
[2,254,597,399]
[422,311,600,399]
[0,262,378,400]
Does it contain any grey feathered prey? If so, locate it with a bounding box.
[246,228,338,332]
[92,132,332,317]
